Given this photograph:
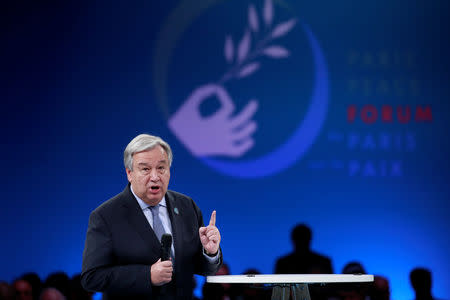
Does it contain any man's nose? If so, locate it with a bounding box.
[150,169,160,180]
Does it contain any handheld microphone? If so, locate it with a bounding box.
[161,233,172,261]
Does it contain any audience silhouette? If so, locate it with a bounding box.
[337,262,369,300]
[1,272,96,300]
[39,288,66,300]
[0,232,443,300]
[21,273,42,300]
[342,262,366,275]
[0,281,14,300]
[239,268,271,300]
[371,275,390,300]
[68,275,92,300]
[43,272,70,300]
[273,224,334,300]
[0,264,443,300]
[410,267,439,300]
[202,262,233,300]
[274,223,334,274]
[202,265,273,300]
[12,278,33,300]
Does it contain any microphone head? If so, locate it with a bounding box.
[161,233,172,247]
[161,233,172,261]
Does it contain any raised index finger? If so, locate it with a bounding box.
[209,210,216,226]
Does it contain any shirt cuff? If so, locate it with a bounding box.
[203,248,220,263]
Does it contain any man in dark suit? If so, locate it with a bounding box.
[274,224,333,274]
[81,134,222,300]
[274,224,333,300]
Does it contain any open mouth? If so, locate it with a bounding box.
[150,186,160,193]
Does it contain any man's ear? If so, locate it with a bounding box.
[126,168,132,182]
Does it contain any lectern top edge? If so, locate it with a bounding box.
[206,274,374,284]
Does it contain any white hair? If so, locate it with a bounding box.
[124,134,173,170]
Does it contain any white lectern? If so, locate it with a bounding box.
[207,274,374,300]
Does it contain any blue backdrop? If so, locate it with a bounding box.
[2,1,449,299]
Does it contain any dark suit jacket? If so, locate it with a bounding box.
[81,185,222,300]
[274,251,333,274]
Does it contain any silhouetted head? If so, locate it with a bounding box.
[13,279,33,300]
[410,267,432,295]
[215,262,231,291]
[338,264,368,300]
[44,272,70,299]
[21,272,42,300]
[70,274,92,300]
[242,268,261,275]
[241,269,264,299]
[372,275,390,300]
[291,224,312,251]
[342,261,366,274]
[40,288,66,300]
[216,262,230,276]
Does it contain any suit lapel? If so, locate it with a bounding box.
[121,185,161,257]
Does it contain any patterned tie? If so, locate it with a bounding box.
[149,205,165,241]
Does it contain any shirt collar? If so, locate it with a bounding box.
[130,185,166,211]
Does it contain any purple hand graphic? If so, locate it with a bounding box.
[168,84,258,157]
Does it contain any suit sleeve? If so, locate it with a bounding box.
[81,209,153,296]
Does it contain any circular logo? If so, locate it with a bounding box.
[153,0,329,178]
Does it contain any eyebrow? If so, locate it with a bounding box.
[137,160,167,166]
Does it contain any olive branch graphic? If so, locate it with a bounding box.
[219,0,297,84]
